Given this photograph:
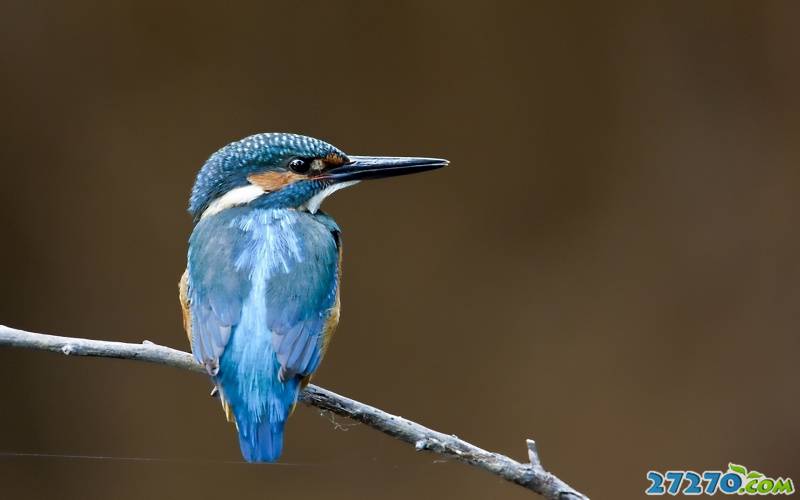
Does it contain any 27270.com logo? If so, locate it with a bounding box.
[646,463,794,496]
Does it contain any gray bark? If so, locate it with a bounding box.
[0,324,588,499]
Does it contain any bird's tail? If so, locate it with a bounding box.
[235,415,286,463]
[216,327,302,463]
[217,373,300,463]
[218,378,300,462]
[216,360,301,462]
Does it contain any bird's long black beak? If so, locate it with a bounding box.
[325,156,448,183]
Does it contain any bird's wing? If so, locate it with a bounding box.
[265,212,340,380]
[186,209,340,380]
[186,212,252,375]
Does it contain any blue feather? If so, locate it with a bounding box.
[187,206,339,462]
[217,325,299,462]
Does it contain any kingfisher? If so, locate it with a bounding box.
[179,133,447,462]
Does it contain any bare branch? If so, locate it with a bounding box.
[0,324,588,499]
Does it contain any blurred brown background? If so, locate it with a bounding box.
[0,1,798,499]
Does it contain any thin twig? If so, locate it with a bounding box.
[0,324,588,499]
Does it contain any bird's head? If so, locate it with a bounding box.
[188,133,448,222]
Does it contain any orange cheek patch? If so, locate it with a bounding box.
[247,171,306,191]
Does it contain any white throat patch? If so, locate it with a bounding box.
[303,181,360,214]
[200,180,360,218]
[200,184,264,219]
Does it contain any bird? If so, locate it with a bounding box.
[179,132,447,462]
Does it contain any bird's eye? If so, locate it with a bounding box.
[288,158,311,174]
